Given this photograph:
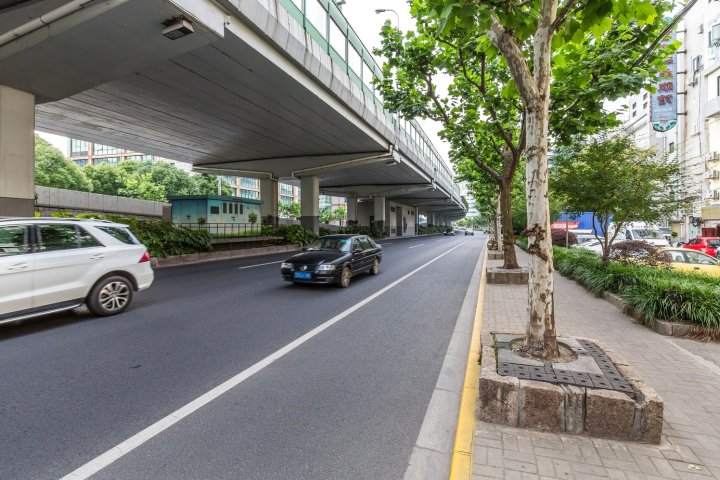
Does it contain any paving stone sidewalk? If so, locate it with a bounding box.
[473,248,720,480]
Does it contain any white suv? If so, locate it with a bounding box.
[0,218,154,324]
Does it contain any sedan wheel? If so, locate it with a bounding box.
[87,276,133,316]
[369,258,380,275]
[338,267,351,288]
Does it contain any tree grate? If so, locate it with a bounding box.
[495,337,635,398]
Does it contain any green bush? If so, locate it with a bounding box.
[418,225,445,235]
[336,224,387,238]
[106,215,211,258]
[552,246,720,329]
[279,225,317,246]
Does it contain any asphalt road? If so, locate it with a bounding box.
[0,233,484,480]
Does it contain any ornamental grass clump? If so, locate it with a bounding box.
[552,246,720,329]
[621,278,720,329]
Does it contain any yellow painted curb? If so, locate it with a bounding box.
[448,246,487,480]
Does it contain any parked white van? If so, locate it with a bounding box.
[615,223,670,247]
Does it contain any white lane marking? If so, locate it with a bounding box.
[237,261,284,270]
[61,240,469,480]
[408,244,424,249]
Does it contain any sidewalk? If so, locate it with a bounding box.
[473,248,720,480]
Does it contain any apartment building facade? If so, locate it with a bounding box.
[621,2,720,240]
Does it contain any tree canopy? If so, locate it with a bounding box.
[279,202,301,220]
[551,134,686,261]
[381,0,677,359]
[34,136,93,192]
[83,161,231,201]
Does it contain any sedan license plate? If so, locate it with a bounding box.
[293,272,312,280]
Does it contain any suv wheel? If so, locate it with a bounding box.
[87,276,134,316]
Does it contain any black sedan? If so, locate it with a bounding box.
[281,234,383,288]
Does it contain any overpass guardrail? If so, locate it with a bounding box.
[276,0,463,207]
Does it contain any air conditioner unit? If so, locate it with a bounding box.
[712,24,720,47]
[693,55,703,74]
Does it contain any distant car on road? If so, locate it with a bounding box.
[683,237,720,257]
[465,229,474,236]
[444,227,455,236]
[281,234,382,288]
[0,218,154,325]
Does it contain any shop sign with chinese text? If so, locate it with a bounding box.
[651,32,677,132]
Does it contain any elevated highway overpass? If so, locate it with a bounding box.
[0,0,466,234]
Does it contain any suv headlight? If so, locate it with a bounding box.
[281,262,293,269]
[316,264,336,272]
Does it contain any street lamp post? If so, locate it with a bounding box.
[374,8,400,30]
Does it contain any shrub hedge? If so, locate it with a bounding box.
[106,216,212,258]
[418,225,446,235]
[515,238,720,329]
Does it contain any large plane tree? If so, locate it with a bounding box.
[379,0,675,359]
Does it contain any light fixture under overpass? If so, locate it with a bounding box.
[162,17,194,40]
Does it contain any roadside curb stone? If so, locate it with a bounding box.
[486,267,529,284]
[585,389,635,440]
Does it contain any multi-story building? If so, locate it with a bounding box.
[619,2,720,240]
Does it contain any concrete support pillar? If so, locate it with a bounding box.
[373,196,385,233]
[260,178,278,226]
[0,86,35,217]
[347,197,358,224]
[300,176,319,234]
[415,207,419,235]
[431,213,436,226]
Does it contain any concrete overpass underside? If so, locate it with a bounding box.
[0,0,466,230]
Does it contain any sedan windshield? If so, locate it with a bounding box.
[707,239,720,247]
[308,237,352,253]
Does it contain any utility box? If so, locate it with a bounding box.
[170,195,262,224]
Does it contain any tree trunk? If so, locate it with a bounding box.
[523,101,559,359]
[495,194,502,249]
[487,1,559,359]
[522,2,559,360]
[499,179,520,269]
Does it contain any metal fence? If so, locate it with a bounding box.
[178,223,265,238]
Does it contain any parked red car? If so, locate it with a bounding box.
[683,237,720,257]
